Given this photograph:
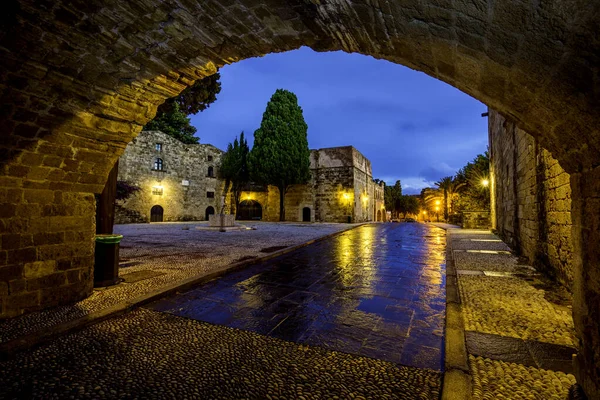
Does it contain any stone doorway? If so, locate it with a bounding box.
[150,205,164,222]
[302,207,311,222]
[205,206,215,221]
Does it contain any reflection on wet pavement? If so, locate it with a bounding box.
[146,223,446,371]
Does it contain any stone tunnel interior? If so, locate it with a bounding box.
[0,0,599,397]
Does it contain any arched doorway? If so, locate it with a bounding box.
[150,205,163,222]
[302,207,311,222]
[377,210,382,222]
[237,200,262,220]
[205,206,215,221]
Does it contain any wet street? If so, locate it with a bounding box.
[147,223,447,371]
[0,223,446,400]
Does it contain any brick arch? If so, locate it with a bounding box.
[1,1,600,396]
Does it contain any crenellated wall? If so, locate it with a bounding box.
[489,110,574,289]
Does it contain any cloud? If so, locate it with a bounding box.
[418,162,457,182]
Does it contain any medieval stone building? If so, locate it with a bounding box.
[116,131,385,224]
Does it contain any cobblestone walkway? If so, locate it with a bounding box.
[446,227,577,399]
[147,223,447,371]
[0,308,442,400]
[0,222,354,343]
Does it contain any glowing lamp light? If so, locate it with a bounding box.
[422,210,427,215]
[342,193,350,200]
[152,185,163,195]
[435,200,441,206]
[435,206,439,211]
[481,179,490,187]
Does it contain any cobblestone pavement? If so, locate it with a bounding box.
[445,228,577,399]
[0,308,442,400]
[470,355,576,400]
[459,275,575,346]
[0,222,354,343]
[147,223,447,371]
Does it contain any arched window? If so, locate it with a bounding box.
[154,158,163,171]
[207,166,214,177]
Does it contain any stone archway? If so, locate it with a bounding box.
[205,206,215,221]
[238,200,263,221]
[1,1,600,395]
[377,210,382,222]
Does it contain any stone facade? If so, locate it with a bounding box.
[117,133,385,224]
[116,131,226,223]
[489,110,574,290]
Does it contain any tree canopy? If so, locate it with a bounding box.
[143,102,199,144]
[397,195,419,218]
[143,72,222,144]
[219,131,250,215]
[454,152,490,212]
[384,180,402,216]
[157,72,221,116]
[248,89,311,221]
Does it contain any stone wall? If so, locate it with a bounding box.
[489,110,574,289]
[117,131,227,222]
[462,211,490,229]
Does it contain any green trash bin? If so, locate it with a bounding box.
[94,234,123,287]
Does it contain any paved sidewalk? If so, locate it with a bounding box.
[0,222,357,348]
[446,227,577,399]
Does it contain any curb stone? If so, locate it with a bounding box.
[432,224,472,400]
[0,223,367,359]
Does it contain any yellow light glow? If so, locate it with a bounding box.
[362,195,369,203]
[342,192,350,200]
[422,210,427,215]
[435,200,441,205]
[435,206,439,211]
[482,179,490,187]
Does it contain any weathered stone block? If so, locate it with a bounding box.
[24,260,56,279]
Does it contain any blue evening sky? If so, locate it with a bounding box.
[190,47,488,194]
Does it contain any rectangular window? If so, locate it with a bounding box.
[207,155,213,161]
[155,143,162,151]
[207,191,215,198]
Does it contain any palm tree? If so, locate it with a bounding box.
[435,176,465,221]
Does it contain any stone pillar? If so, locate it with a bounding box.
[570,166,600,399]
[0,188,96,318]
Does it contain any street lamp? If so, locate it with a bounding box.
[481,179,489,187]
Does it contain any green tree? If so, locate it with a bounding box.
[143,102,199,144]
[219,132,250,215]
[397,195,419,218]
[157,72,221,116]
[143,72,222,144]
[384,180,402,217]
[454,152,490,212]
[435,176,465,221]
[248,89,311,221]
